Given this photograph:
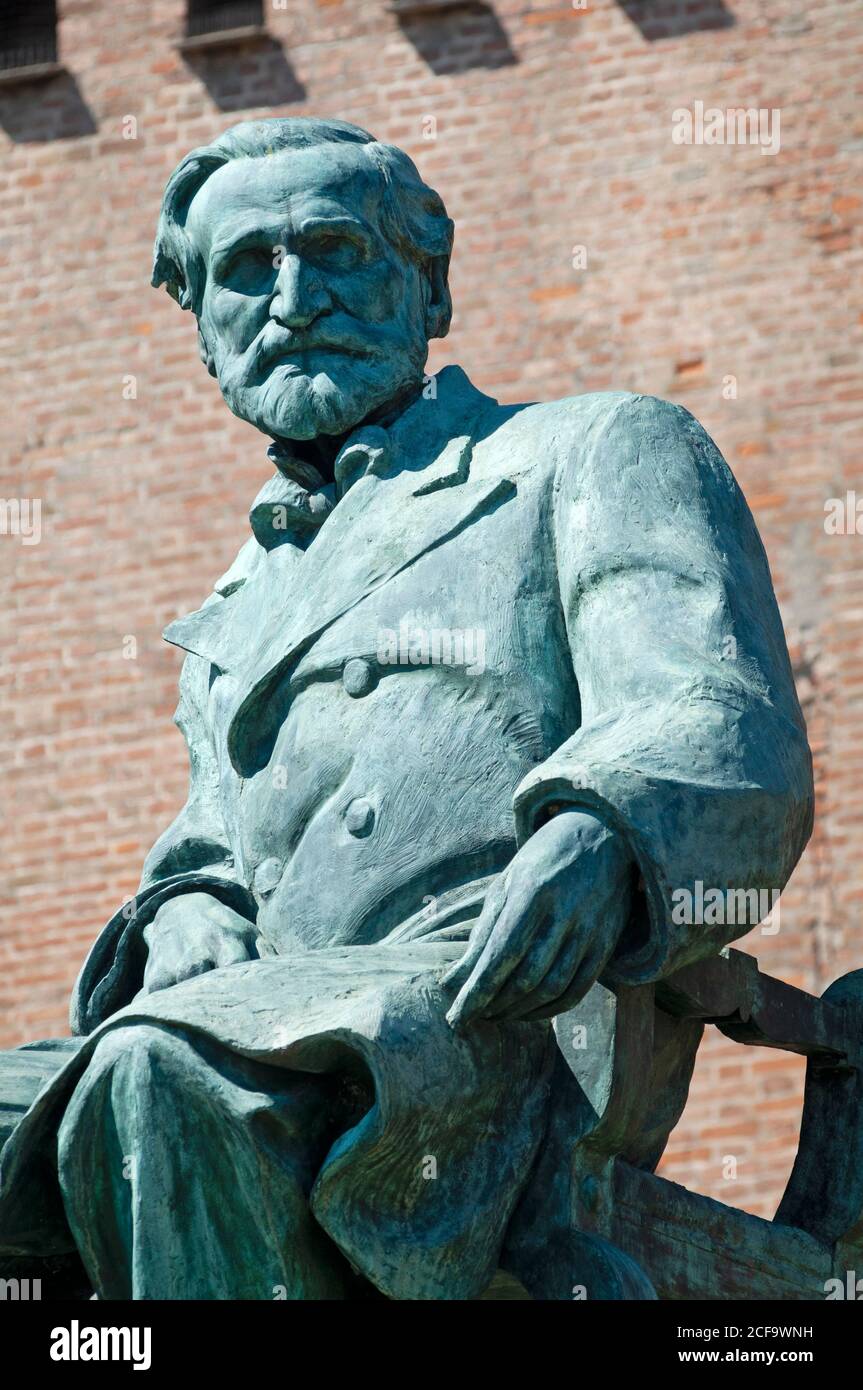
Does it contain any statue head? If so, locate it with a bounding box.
[152,118,453,443]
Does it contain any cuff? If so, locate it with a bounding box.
[512,696,812,986]
[71,873,258,1035]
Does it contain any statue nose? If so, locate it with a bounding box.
[269,254,327,329]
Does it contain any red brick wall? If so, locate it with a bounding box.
[1,0,861,1223]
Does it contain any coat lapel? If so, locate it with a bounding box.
[163,367,516,775]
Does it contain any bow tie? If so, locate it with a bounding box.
[249,426,393,550]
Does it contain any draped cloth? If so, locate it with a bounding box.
[0,893,556,1301]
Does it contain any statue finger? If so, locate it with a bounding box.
[516,941,611,1022]
[214,937,255,966]
[445,895,535,1029]
[477,910,565,1018]
[440,877,507,990]
[139,973,167,997]
[172,956,218,985]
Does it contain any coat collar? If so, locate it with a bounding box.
[163,366,513,774]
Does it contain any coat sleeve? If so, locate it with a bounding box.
[512,393,814,984]
[71,640,256,1034]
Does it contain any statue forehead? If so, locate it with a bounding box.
[185,145,386,254]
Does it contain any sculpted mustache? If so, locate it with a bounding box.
[250,326,380,371]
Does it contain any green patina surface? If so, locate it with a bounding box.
[0,119,813,1300]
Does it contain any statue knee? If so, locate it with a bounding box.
[58,1024,176,1160]
[79,1024,175,1089]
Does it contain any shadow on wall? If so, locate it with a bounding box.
[396,2,518,75]
[618,0,735,40]
[180,34,306,113]
[0,70,97,142]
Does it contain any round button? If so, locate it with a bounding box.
[345,798,375,837]
[342,658,377,698]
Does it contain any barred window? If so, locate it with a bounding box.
[0,0,58,73]
[186,0,265,41]
[389,1,471,13]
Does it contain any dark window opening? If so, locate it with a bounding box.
[0,0,58,73]
[389,0,475,13]
[186,0,265,41]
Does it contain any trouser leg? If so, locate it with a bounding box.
[57,1023,363,1300]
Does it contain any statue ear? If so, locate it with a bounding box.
[423,255,452,341]
[197,323,217,378]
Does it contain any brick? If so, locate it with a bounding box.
[1,0,861,1227]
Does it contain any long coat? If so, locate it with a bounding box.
[0,365,813,1298]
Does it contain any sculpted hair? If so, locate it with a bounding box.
[151,117,453,335]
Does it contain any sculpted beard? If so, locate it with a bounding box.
[215,316,428,441]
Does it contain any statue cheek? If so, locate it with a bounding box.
[208,292,264,351]
[342,262,410,323]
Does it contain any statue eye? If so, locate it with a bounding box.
[223,246,276,288]
[308,231,365,269]
[244,248,274,267]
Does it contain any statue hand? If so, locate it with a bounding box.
[442,809,633,1028]
[140,892,258,996]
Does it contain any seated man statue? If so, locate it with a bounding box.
[0,118,813,1301]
